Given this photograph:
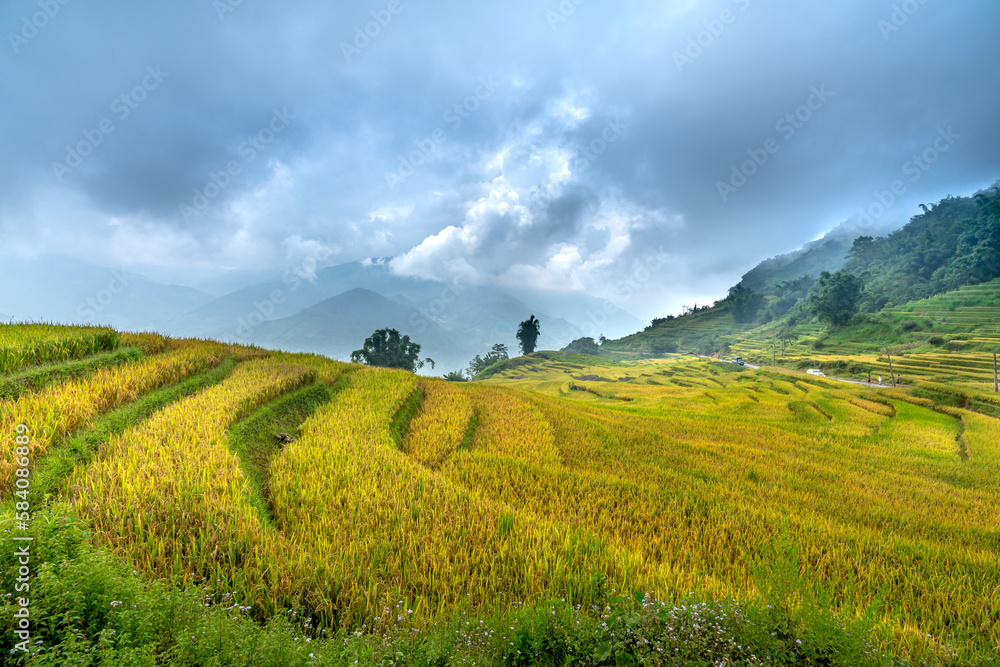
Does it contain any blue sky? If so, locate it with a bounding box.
[1,0,998,320]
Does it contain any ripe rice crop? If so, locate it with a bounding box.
[0,324,121,374]
[0,339,232,489]
[402,379,474,469]
[73,358,316,586]
[481,356,1000,656]
[268,369,631,626]
[18,329,998,661]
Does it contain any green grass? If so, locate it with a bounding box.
[30,357,237,501]
[0,346,145,401]
[389,384,426,448]
[474,351,623,380]
[227,378,341,524]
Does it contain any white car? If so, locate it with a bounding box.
[806,369,825,376]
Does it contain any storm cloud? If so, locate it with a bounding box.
[1,0,998,320]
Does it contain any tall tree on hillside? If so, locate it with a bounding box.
[466,343,510,377]
[351,328,435,372]
[775,324,797,357]
[727,284,765,323]
[810,271,864,326]
[847,235,877,263]
[516,315,541,355]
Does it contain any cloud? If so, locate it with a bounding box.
[0,0,998,320]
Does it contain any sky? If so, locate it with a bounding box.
[1,0,998,321]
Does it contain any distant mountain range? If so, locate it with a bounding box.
[0,256,214,331]
[739,218,898,294]
[0,256,644,373]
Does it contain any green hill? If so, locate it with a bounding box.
[605,183,1000,377]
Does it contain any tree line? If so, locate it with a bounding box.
[350,315,542,377]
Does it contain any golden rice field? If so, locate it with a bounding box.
[3,323,999,662]
[0,324,121,375]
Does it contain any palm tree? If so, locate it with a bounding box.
[516,315,541,355]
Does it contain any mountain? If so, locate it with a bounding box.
[739,218,898,295]
[605,182,1000,356]
[168,260,610,366]
[246,288,467,369]
[0,256,214,331]
[500,287,646,340]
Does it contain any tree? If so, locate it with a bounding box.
[516,315,541,355]
[442,370,468,382]
[810,271,864,326]
[847,235,877,263]
[775,324,797,357]
[561,337,600,355]
[350,328,434,372]
[727,284,765,323]
[466,343,510,377]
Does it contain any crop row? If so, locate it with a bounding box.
[72,358,317,589]
[0,339,236,490]
[0,324,121,375]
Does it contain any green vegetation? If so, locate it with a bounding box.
[227,380,338,523]
[726,283,765,323]
[560,336,601,355]
[350,328,435,372]
[516,314,541,354]
[465,342,510,377]
[0,505,897,666]
[605,185,1000,376]
[810,269,865,326]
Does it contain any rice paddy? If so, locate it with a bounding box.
[2,322,998,663]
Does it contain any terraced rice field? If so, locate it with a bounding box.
[720,279,1000,392]
[2,324,999,663]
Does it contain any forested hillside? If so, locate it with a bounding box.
[605,182,1000,355]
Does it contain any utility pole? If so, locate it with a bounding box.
[887,353,897,387]
[773,338,776,367]
[994,352,998,393]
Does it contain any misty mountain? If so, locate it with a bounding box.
[738,218,899,294]
[0,256,213,330]
[246,288,467,368]
[168,260,615,361]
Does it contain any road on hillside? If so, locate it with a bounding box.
[711,357,906,388]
